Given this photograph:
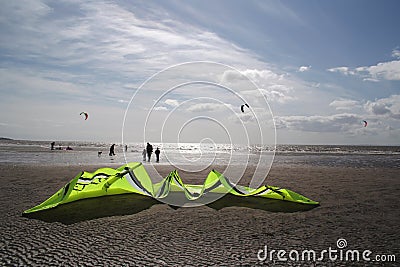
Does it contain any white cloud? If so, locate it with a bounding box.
[328,51,400,81]
[392,48,400,59]
[357,60,400,81]
[164,99,179,107]
[362,77,380,82]
[329,99,360,110]
[0,68,93,99]
[364,95,400,119]
[365,102,391,115]
[220,68,282,86]
[186,102,232,112]
[276,113,362,133]
[153,106,168,111]
[242,69,283,81]
[1,1,283,142]
[0,1,268,84]
[259,87,295,103]
[327,66,355,76]
[1,0,281,119]
[298,65,311,72]
[228,112,256,124]
[220,68,302,105]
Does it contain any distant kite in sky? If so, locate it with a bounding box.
[363,120,368,127]
[240,103,249,113]
[80,112,89,120]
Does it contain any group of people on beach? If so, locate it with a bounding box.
[50,142,72,151]
[109,142,161,162]
[51,141,161,162]
[110,142,160,162]
[143,142,160,162]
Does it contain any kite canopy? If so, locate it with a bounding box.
[240,103,249,113]
[80,112,88,120]
[23,163,318,214]
[363,120,368,127]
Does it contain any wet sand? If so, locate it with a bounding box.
[0,163,399,266]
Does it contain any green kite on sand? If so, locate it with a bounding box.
[24,162,318,214]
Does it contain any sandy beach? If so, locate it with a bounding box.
[0,162,398,266]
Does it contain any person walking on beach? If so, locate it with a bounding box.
[155,147,160,163]
[146,142,153,162]
[109,144,116,156]
[142,148,146,161]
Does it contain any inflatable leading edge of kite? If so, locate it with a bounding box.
[23,162,318,214]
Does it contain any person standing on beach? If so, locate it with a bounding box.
[146,142,153,162]
[109,144,116,156]
[142,148,146,161]
[155,147,160,163]
[51,142,55,150]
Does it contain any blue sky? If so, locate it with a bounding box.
[0,0,399,145]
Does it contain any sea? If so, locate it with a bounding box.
[0,139,399,169]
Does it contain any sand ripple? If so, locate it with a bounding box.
[0,164,399,266]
